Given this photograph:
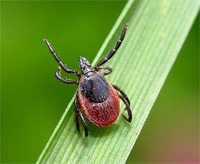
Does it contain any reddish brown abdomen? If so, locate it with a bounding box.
[78,75,120,126]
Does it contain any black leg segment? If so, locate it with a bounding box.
[95,66,113,76]
[113,84,132,122]
[119,95,132,122]
[96,24,129,67]
[112,84,130,105]
[74,92,89,137]
[44,39,81,78]
[74,103,80,134]
[55,68,79,85]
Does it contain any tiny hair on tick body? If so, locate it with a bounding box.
[44,23,132,137]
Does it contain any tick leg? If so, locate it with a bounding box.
[95,24,129,68]
[113,84,132,122]
[74,92,89,137]
[112,84,130,105]
[74,103,80,134]
[55,68,79,85]
[119,95,132,122]
[95,66,112,76]
[44,39,81,78]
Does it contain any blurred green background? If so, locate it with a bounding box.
[1,1,199,163]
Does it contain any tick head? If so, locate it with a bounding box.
[79,57,94,75]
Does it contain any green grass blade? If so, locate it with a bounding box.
[37,0,199,163]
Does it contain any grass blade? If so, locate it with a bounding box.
[37,0,199,163]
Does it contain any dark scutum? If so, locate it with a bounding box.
[80,72,109,103]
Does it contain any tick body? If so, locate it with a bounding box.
[79,72,120,126]
[44,24,132,136]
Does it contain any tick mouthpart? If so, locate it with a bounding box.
[78,57,94,75]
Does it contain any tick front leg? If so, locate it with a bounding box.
[95,24,129,67]
[55,68,79,85]
[74,92,89,137]
[44,39,81,78]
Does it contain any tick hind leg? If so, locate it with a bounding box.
[113,84,132,122]
[74,92,89,137]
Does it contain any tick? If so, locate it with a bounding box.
[44,24,132,137]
